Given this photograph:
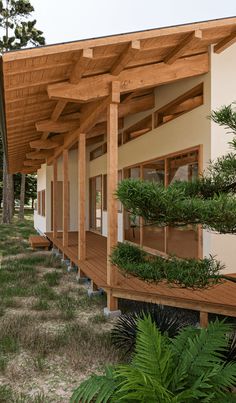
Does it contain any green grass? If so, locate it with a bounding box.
[0,384,13,402]
[32,299,50,311]
[56,294,77,320]
[0,210,36,257]
[43,270,62,287]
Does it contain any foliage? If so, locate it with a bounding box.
[116,178,236,234]
[111,306,190,355]
[71,317,236,402]
[111,242,222,288]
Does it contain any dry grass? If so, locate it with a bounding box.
[0,214,121,402]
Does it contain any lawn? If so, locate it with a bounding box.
[0,212,121,402]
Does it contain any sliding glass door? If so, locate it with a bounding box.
[124,148,201,259]
[89,175,102,233]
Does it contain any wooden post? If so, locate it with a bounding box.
[53,159,58,239]
[200,311,208,328]
[107,82,120,311]
[78,132,86,261]
[63,149,69,247]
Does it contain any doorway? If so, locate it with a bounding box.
[89,175,102,233]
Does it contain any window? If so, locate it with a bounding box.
[124,147,201,258]
[123,115,152,144]
[154,83,203,127]
[37,190,46,217]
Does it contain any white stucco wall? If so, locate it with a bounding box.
[208,44,236,274]
[34,164,47,234]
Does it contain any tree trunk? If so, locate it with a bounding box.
[2,153,14,224]
[19,173,26,220]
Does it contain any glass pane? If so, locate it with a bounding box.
[143,160,165,252]
[95,176,102,232]
[124,166,140,244]
[167,151,199,258]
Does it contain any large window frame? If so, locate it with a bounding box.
[123,145,203,259]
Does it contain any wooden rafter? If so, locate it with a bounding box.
[29,139,58,150]
[164,30,202,64]
[36,118,79,133]
[111,40,140,75]
[26,150,53,160]
[47,53,209,103]
[51,100,68,121]
[214,30,236,53]
[24,159,45,166]
[70,48,93,84]
[47,82,120,164]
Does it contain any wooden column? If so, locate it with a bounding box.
[107,82,120,311]
[200,311,208,328]
[53,159,58,239]
[63,149,69,247]
[78,132,86,261]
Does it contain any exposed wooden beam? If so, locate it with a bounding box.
[36,118,79,133]
[29,139,58,150]
[70,48,93,84]
[38,94,152,132]
[47,82,121,164]
[51,100,68,121]
[21,167,40,174]
[63,149,69,247]
[214,30,236,53]
[47,53,209,103]
[111,40,140,75]
[164,30,202,64]
[26,150,53,160]
[106,82,120,312]
[78,132,86,260]
[23,159,45,166]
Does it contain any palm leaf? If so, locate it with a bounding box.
[70,367,118,403]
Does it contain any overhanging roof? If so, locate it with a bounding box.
[1,16,236,173]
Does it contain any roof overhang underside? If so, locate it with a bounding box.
[1,16,236,174]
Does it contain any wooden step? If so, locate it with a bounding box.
[29,235,50,250]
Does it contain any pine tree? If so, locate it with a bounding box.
[113,103,236,287]
[0,0,45,223]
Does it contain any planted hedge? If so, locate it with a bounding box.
[111,242,223,288]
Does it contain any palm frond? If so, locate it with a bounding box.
[70,367,118,403]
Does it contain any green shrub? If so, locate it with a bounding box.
[111,242,222,288]
[71,317,236,402]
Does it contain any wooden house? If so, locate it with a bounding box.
[1,17,236,325]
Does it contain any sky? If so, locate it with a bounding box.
[31,0,236,45]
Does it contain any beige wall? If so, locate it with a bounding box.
[208,44,236,274]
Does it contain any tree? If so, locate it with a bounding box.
[71,317,236,402]
[18,172,25,220]
[0,0,45,223]
[111,103,236,286]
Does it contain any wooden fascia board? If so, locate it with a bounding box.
[164,30,202,64]
[47,53,209,103]
[3,17,236,61]
[214,29,236,53]
[24,159,45,166]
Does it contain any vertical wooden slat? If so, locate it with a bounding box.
[78,133,86,261]
[107,83,120,310]
[200,311,208,328]
[63,149,69,247]
[53,159,58,239]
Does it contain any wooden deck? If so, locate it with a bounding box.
[46,231,236,318]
